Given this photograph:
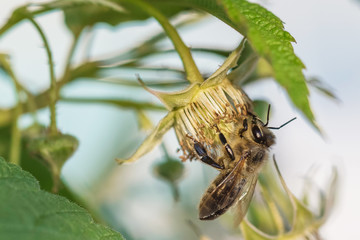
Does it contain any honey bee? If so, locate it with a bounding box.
[193,106,294,222]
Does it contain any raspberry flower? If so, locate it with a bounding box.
[116,39,250,165]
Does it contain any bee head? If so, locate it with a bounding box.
[238,115,275,148]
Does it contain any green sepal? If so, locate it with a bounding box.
[201,38,247,88]
[138,76,200,110]
[116,111,175,164]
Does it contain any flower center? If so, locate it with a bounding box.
[174,79,251,161]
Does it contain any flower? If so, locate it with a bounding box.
[116,39,250,164]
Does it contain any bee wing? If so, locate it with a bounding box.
[199,152,252,220]
[233,173,258,226]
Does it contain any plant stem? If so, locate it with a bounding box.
[26,15,58,136]
[127,0,203,84]
[2,59,23,165]
[9,103,21,165]
[61,34,80,84]
[161,143,170,159]
[61,97,166,111]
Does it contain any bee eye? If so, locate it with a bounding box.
[252,125,265,144]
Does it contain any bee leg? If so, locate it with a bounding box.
[218,132,235,161]
[238,119,248,138]
[194,141,224,169]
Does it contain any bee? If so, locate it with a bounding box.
[193,106,294,222]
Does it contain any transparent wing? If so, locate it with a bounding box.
[199,152,255,220]
[233,173,258,226]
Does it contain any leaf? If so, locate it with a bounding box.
[0,0,185,37]
[252,100,269,121]
[46,0,186,35]
[307,78,338,100]
[0,157,124,240]
[0,6,32,36]
[220,0,316,128]
[116,111,175,164]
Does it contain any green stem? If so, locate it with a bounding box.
[82,26,95,61]
[4,63,23,165]
[61,97,166,111]
[9,103,21,165]
[127,0,203,84]
[62,34,80,84]
[161,143,170,159]
[26,15,58,136]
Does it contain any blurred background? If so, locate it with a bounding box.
[1,0,359,239]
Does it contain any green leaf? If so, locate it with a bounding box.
[0,157,124,240]
[0,6,32,36]
[46,0,186,36]
[46,0,126,35]
[252,100,269,121]
[220,0,315,128]
[307,78,337,100]
[0,0,185,37]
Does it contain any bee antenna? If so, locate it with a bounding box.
[264,104,271,127]
[268,117,297,130]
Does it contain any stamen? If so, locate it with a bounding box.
[175,79,251,161]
